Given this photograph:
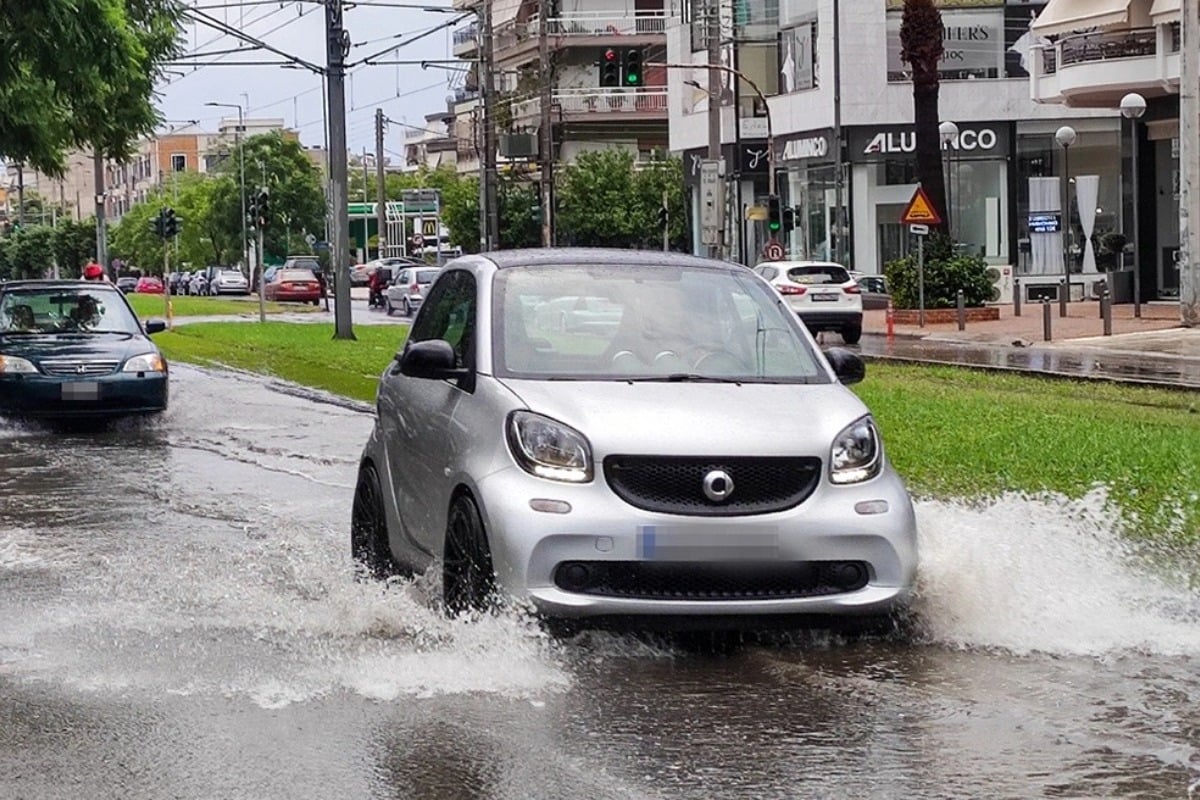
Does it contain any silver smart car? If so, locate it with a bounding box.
[351,249,917,630]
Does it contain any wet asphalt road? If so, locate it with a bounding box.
[2,366,1200,799]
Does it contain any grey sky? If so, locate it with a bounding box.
[159,1,467,162]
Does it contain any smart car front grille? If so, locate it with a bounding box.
[553,561,869,601]
[40,360,120,376]
[603,455,821,516]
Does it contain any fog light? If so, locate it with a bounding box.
[530,498,572,514]
[558,562,591,590]
[854,500,889,515]
[832,562,868,591]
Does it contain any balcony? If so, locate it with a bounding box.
[453,23,478,57]
[1031,24,1181,107]
[509,87,668,125]
[494,10,666,66]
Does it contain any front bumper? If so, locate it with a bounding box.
[474,464,917,622]
[0,372,168,418]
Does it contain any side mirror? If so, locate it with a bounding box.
[824,347,865,385]
[398,339,468,380]
[144,319,167,335]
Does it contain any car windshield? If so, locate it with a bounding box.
[416,269,439,285]
[787,265,851,285]
[493,264,826,382]
[0,287,141,335]
[289,259,320,271]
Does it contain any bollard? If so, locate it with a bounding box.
[956,289,966,331]
[885,298,895,340]
[1059,278,1068,318]
[1013,278,1021,317]
[1101,288,1112,336]
[1097,280,1107,318]
[1042,298,1052,341]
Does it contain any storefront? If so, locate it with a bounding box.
[848,122,1012,275]
[776,128,845,262]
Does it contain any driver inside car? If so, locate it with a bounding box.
[67,294,102,330]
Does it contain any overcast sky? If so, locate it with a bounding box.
[159,1,466,163]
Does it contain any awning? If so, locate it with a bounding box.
[1031,0,1132,37]
[491,0,522,29]
[1150,0,1181,23]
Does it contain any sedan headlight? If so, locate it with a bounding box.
[830,416,882,485]
[506,411,593,483]
[122,352,167,373]
[0,355,38,374]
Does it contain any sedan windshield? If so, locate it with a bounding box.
[0,287,142,335]
[493,264,826,382]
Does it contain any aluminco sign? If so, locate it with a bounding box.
[781,136,829,161]
[862,128,998,155]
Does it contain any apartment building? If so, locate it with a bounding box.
[403,106,459,172]
[451,0,671,181]
[667,0,1129,304]
[1028,0,1184,301]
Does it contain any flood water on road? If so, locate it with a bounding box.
[2,366,1198,799]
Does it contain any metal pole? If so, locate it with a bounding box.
[1132,117,1142,318]
[258,225,266,323]
[917,234,925,327]
[1102,284,1112,335]
[1063,143,1071,288]
[326,0,355,339]
[706,0,722,259]
[238,106,247,278]
[362,147,370,261]
[1179,0,1199,325]
[1059,277,1067,317]
[375,108,387,258]
[1042,298,1052,341]
[163,231,172,329]
[93,152,108,275]
[480,1,499,251]
[538,0,553,247]
[16,164,24,228]
[1014,277,1021,316]
[831,0,843,266]
[662,189,669,252]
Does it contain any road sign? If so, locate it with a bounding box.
[745,205,767,221]
[909,223,930,236]
[411,233,425,249]
[900,184,943,226]
[762,239,785,261]
[421,219,438,237]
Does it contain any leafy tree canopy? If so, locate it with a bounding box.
[555,150,688,249]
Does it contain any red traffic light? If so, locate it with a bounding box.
[604,48,617,62]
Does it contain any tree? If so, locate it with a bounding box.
[900,0,949,236]
[884,232,991,308]
[0,0,182,174]
[53,217,98,275]
[2,225,57,279]
[632,158,689,251]
[109,200,166,275]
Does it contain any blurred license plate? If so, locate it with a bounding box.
[637,525,778,560]
[62,382,99,401]
[811,293,838,302]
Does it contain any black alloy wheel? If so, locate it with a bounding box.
[842,324,863,345]
[350,463,401,580]
[442,493,497,617]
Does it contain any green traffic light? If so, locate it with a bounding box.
[626,73,638,84]
[768,221,781,232]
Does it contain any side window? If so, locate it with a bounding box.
[408,270,476,369]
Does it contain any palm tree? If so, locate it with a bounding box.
[900,0,949,236]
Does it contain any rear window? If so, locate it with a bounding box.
[416,269,440,284]
[279,270,317,282]
[787,265,851,285]
[288,259,320,271]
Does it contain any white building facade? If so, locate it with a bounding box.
[668,0,1133,303]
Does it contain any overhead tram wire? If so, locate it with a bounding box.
[180,0,307,62]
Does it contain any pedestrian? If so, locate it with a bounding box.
[82,261,106,281]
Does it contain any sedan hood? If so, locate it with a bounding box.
[499,378,871,458]
[0,332,152,365]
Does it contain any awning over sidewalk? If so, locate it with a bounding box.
[1150,0,1181,23]
[1031,0,1132,37]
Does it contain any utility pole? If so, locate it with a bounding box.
[325,0,355,339]
[93,152,108,275]
[480,0,500,250]
[1180,0,1199,326]
[538,0,554,247]
[375,108,388,258]
[362,147,370,262]
[706,0,722,259]
[16,164,24,228]
[832,0,844,267]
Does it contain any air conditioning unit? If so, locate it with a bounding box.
[986,265,1014,304]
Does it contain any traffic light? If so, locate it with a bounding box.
[248,195,259,229]
[256,187,270,228]
[782,206,796,233]
[600,48,620,87]
[657,205,668,230]
[150,209,165,239]
[766,195,782,236]
[622,48,644,87]
[163,208,180,238]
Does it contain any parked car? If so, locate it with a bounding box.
[116,276,138,294]
[0,279,169,419]
[384,266,441,317]
[208,269,250,296]
[850,271,891,311]
[753,261,863,344]
[262,268,323,305]
[135,276,165,294]
[187,271,209,297]
[350,248,917,633]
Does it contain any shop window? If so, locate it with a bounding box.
[778,20,818,93]
[171,154,187,172]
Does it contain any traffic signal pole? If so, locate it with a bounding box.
[325,0,355,340]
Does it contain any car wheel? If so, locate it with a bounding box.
[842,324,862,345]
[385,297,395,316]
[442,493,496,617]
[402,297,412,317]
[350,462,402,580]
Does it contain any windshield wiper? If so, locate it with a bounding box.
[625,374,744,384]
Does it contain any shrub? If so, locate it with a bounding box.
[882,233,993,309]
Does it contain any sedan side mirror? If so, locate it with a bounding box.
[144,319,166,335]
[823,347,865,385]
[398,339,469,380]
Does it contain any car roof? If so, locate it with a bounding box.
[1,279,122,291]
[762,261,849,270]
[476,247,746,272]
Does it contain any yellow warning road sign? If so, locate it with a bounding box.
[900,184,943,226]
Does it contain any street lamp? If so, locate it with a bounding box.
[1055,125,1077,286]
[206,101,247,281]
[938,120,959,237]
[1120,92,1147,318]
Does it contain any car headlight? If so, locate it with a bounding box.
[830,416,882,485]
[122,353,167,373]
[0,355,38,374]
[506,410,593,483]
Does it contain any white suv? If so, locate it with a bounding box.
[754,261,863,344]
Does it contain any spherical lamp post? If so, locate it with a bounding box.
[939,120,959,236]
[1120,92,1147,317]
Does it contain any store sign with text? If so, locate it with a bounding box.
[849,123,1010,162]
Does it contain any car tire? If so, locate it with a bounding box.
[402,297,412,317]
[350,462,403,580]
[842,324,862,345]
[442,493,497,617]
[385,297,395,316]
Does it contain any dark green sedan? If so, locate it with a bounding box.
[0,280,169,419]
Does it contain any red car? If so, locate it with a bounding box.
[263,269,323,305]
[135,276,165,294]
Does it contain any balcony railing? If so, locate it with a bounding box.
[1043,27,1158,74]
[453,23,477,48]
[495,10,666,51]
[510,87,668,120]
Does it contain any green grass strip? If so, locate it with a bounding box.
[127,293,322,318]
